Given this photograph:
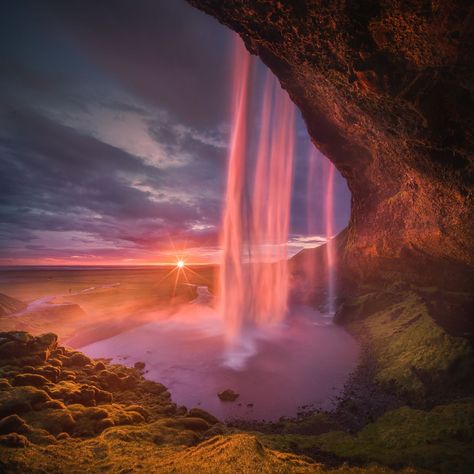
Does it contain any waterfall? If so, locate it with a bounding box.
[218,37,295,368]
[324,159,336,315]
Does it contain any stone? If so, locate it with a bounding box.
[217,389,239,402]
[189,0,474,292]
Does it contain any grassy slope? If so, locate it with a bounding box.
[260,286,474,473]
[3,431,418,473]
[262,399,474,473]
[340,287,472,398]
[2,279,473,472]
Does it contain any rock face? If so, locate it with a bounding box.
[188,0,474,289]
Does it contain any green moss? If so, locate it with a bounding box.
[316,400,474,472]
[0,386,51,418]
[23,408,76,436]
[345,290,472,396]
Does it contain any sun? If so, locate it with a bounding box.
[177,260,185,268]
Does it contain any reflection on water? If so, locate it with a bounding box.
[81,286,359,421]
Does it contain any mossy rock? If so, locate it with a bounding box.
[164,416,210,432]
[12,373,50,387]
[0,432,30,448]
[0,386,51,418]
[139,380,167,395]
[188,407,219,425]
[23,408,76,436]
[0,414,28,434]
[344,290,472,397]
[63,352,92,368]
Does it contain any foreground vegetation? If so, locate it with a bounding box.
[0,280,473,472]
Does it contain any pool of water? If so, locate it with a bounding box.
[81,287,359,421]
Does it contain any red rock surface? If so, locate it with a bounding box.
[189,0,474,288]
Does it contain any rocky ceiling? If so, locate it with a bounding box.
[188,0,474,289]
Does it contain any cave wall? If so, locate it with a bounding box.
[189,0,474,288]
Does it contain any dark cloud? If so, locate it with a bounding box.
[0,107,223,260]
[20,0,233,130]
[0,0,350,264]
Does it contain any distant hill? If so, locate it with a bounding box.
[0,293,26,316]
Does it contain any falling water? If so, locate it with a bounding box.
[325,159,336,315]
[304,149,320,287]
[219,37,295,367]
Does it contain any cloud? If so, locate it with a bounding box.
[0,0,351,265]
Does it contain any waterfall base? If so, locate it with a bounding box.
[81,286,359,421]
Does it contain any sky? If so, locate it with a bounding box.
[0,0,351,266]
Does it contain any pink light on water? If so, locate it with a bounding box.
[325,159,336,315]
[304,148,320,286]
[219,36,295,367]
[218,36,251,345]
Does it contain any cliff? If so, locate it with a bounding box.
[189,0,474,290]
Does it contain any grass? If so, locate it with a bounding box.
[315,399,474,472]
[340,288,472,398]
[260,399,474,472]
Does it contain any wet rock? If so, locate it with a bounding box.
[218,389,239,402]
[134,361,146,371]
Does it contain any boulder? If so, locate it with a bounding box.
[140,380,167,395]
[0,414,28,434]
[63,352,92,367]
[217,389,239,402]
[12,373,50,387]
